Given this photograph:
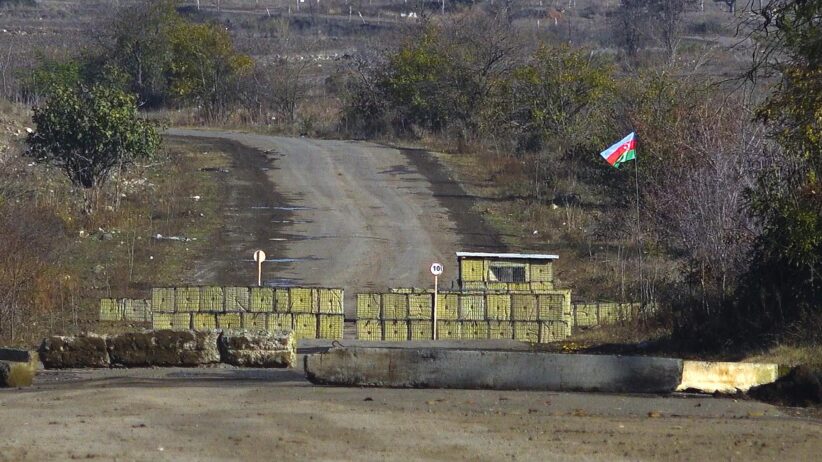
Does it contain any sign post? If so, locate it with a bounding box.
[430,262,443,340]
[253,250,266,287]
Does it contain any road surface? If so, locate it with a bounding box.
[167,129,503,314]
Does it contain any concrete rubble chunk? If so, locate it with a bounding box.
[219,329,296,368]
[107,330,220,367]
[305,347,684,393]
[0,360,35,388]
[39,333,110,369]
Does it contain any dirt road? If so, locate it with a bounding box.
[1,367,819,461]
[167,129,503,312]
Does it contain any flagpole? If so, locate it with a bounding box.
[634,147,643,306]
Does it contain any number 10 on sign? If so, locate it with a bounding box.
[430,262,443,340]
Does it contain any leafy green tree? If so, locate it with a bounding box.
[736,0,822,338]
[25,84,161,211]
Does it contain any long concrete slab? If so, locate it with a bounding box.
[304,347,684,393]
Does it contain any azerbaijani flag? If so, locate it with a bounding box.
[600,132,637,168]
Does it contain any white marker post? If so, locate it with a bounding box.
[253,250,266,287]
[430,262,443,340]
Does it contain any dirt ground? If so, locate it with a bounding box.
[1,363,820,461]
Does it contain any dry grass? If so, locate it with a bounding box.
[744,344,822,370]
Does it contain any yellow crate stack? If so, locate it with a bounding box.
[511,294,538,321]
[356,294,381,319]
[459,294,485,320]
[216,313,242,330]
[382,320,408,341]
[436,293,459,320]
[290,288,316,313]
[539,321,571,343]
[408,294,432,319]
[356,319,382,340]
[513,321,540,342]
[274,289,290,312]
[486,293,511,320]
[461,321,488,340]
[318,315,344,339]
[249,287,274,312]
[437,320,461,339]
[192,313,217,330]
[409,320,433,340]
[293,313,317,339]
[268,313,293,331]
[175,287,201,312]
[243,313,267,330]
[153,312,191,331]
[318,289,344,314]
[382,293,408,319]
[200,286,224,312]
[151,288,175,313]
[488,321,514,339]
[99,299,123,322]
[224,287,249,311]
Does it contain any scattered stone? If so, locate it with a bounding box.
[218,329,295,368]
[107,330,220,367]
[39,333,110,369]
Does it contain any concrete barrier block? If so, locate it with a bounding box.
[274,289,290,312]
[436,293,459,320]
[382,294,408,320]
[318,315,344,339]
[151,288,175,313]
[0,360,35,387]
[175,287,201,312]
[243,312,268,330]
[436,320,461,340]
[267,313,293,331]
[488,321,514,340]
[512,295,538,321]
[486,294,511,320]
[408,294,432,319]
[539,321,571,343]
[461,321,488,340]
[99,298,123,322]
[108,330,220,367]
[383,320,409,341]
[356,319,382,340]
[318,289,344,314]
[219,330,296,367]
[677,361,783,393]
[293,313,318,339]
[39,333,110,369]
[249,287,274,312]
[410,320,433,340]
[459,295,485,320]
[290,288,316,313]
[192,313,218,330]
[305,348,684,393]
[0,348,38,364]
[217,313,242,330]
[514,321,540,342]
[224,287,250,312]
[356,294,381,319]
[200,286,225,312]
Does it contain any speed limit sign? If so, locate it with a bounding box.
[430,262,443,276]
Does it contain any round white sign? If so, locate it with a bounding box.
[430,262,444,276]
[253,250,267,263]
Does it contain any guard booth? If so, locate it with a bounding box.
[456,252,558,292]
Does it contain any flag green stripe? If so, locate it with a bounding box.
[613,149,636,168]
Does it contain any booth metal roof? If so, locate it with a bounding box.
[456,252,559,260]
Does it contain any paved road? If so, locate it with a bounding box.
[167,129,502,313]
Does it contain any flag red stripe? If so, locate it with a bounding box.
[606,139,636,165]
